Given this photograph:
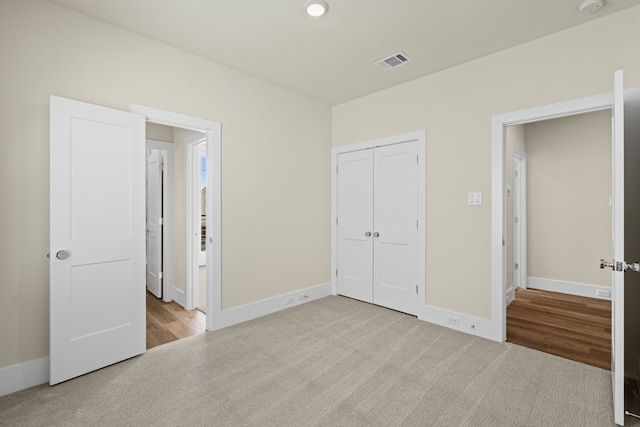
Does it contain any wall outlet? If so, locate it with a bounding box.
[447,315,460,326]
[285,296,295,305]
[298,294,308,301]
[596,289,611,298]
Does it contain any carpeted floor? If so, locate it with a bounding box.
[0,296,628,426]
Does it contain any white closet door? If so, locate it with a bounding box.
[336,149,374,303]
[373,142,418,315]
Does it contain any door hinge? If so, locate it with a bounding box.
[158,271,163,279]
[416,219,419,229]
[514,216,518,224]
[515,263,519,270]
[336,217,338,225]
[416,155,419,164]
[158,217,164,225]
[416,285,418,294]
[336,269,338,277]
[336,165,339,174]
[514,170,518,178]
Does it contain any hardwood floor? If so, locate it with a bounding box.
[146,291,206,349]
[507,288,611,370]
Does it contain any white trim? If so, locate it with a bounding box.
[172,287,186,308]
[215,282,333,329]
[506,286,516,306]
[330,130,426,308]
[185,133,207,311]
[0,357,49,397]
[527,277,612,300]
[132,104,222,332]
[418,305,495,341]
[146,139,175,303]
[491,92,613,342]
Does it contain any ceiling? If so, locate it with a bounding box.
[47,0,639,105]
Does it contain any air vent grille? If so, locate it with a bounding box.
[375,51,412,71]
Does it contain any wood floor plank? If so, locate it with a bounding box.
[146,291,206,350]
[507,288,611,370]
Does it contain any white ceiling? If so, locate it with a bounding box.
[47,0,639,105]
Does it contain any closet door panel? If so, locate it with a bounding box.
[373,142,418,315]
[336,149,374,303]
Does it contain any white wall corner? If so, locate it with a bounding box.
[172,287,186,307]
[527,276,611,300]
[0,357,49,397]
[418,305,499,342]
[213,282,333,330]
[506,286,516,306]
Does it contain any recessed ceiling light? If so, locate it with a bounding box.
[304,0,329,17]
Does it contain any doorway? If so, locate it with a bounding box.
[133,103,222,334]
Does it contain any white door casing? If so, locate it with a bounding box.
[373,142,418,315]
[132,104,221,331]
[336,149,374,303]
[146,149,163,298]
[50,95,146,385]
[335,139,419,316]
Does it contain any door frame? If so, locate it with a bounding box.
[145,139,175,302]
[331,130,426,310]
[132,104,221,331]
[490,92,613,342]
[186,132,206,311]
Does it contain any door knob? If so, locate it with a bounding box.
[373,232,380,238]
[365,231,372,237]
[56,250,71,260]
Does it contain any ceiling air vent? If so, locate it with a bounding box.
[375,51,412,71]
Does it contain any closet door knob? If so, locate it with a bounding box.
[365,231,372,237]
[373,232,380,238]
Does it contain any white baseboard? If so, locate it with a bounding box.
[418,304,498,342]
[172,287,186,308]
[506,286,516,307]
[0,357,49,397]
[527,276,611,300]
[214,282,333,330]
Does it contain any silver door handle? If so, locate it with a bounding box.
[373,232,380,238]
[365,231,372,237]
[56,250,71,260]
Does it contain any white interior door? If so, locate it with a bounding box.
[146,149,163,298]
[336,149,374,303]
[373,142,418,315]
[512,149,527,289]
[612,70,625,426]
[50,95,146,385]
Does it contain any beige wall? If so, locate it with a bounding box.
[0,0,331,369]
[146,123,174,142]
[333,7,640,318]
[525,110,612,287]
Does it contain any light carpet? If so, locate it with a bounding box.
[0,296,623,426]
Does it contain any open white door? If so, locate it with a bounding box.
[146,149,163,298]
[611,70,625,425]
[50,95,146,385]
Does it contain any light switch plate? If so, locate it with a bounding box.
[467,192,482,206]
